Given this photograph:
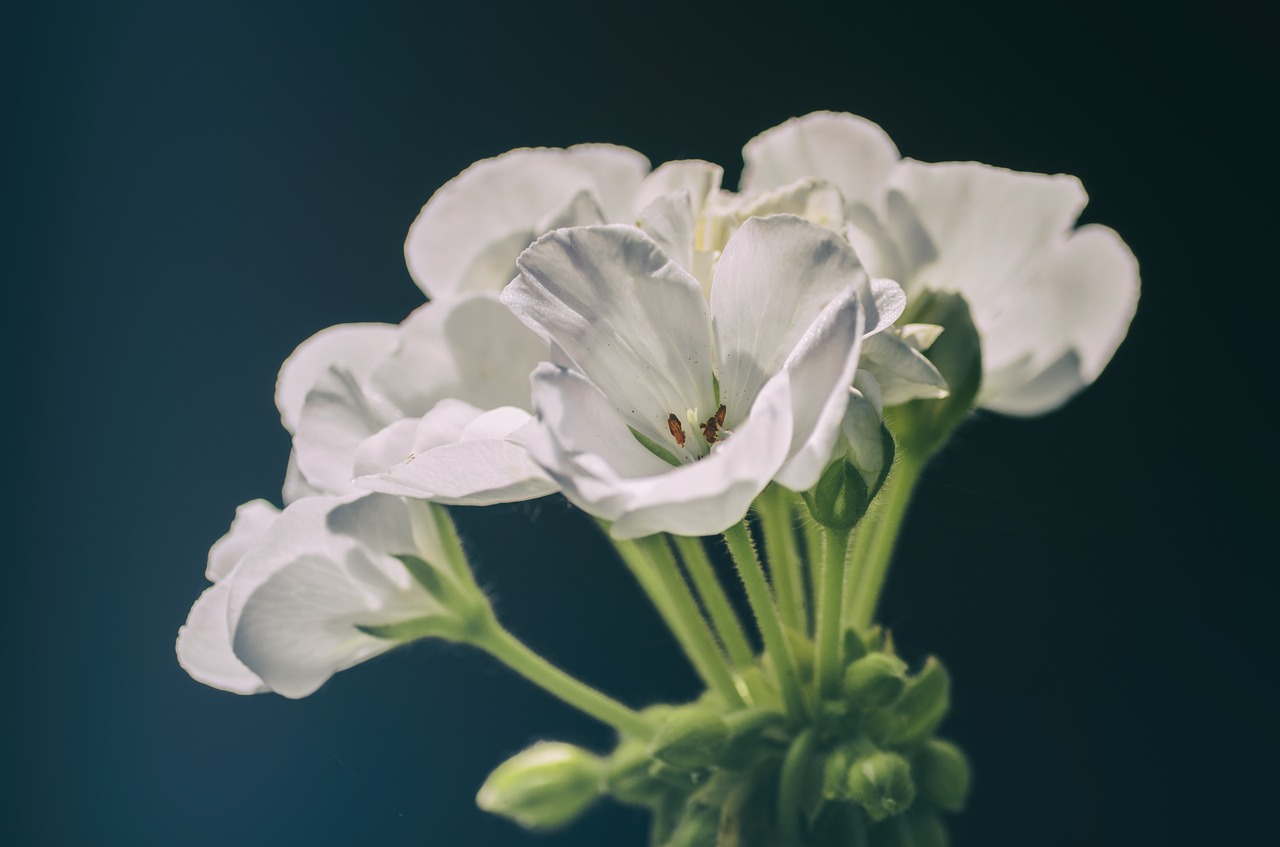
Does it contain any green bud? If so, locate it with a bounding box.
[915,739,970,812]
[866,657,950,746]
[848,751,916,822]
[870,811,949,847]
[803,458,870,529]
[476,741,603,831]
[844,653,909,708]
[650,707,731,770]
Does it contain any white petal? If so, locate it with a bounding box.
[711,215,869,428]
[177,582,269,695]
[740,111,900,209]
[703,178,848,257]
[773,291,866,490]
[405,149,602,298]
[292,366,400,496]
[351,418,420,478]
[633,160,723,222]
[978,224,1140,415]
[357,406,557,505]
[842,383,886,486]
[227,494,444,698]
[206,499,281,581]
[275,324,398,434]
[885,160,1088,315]
[526,365,792,539]
[868,278,906,335]
[563,143,651,223]
[283,449,327,504]
[637,194,698,278]
[503,225,715,461]
[370,294,547,417]
[859,330,949,406]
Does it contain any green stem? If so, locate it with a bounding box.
[722,521,809,723]
[755,486,809,637]
[777,727,818,845]
[814,526,852,702]
[796,495,824,634]
[613,532,745,708]
[841,501,881,629]
[849,456,923,630]
[670,535,756,669]
[474,623,652,739]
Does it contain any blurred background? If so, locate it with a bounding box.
[5,0,1275,844]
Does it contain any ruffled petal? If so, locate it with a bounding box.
[371,294,547,417]
[226,494,445,698]
[292,366,400,496]
[979,224,1140,415]
[176,581,269,695]
[206,499,281,581]
[275,323,398,434]
[740,111,900,208]
[503,225,715,462]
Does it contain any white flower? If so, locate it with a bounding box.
[741,111,1141,416]
[502,215,884,539]
[177,493,477,698]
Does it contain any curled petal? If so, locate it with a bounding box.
[177,582,269,695]
[275,323,398,434]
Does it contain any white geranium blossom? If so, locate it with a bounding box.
[177,493,474,698]
[741,111,1141,416]
[502,215,883,539]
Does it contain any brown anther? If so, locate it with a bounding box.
[667,413,687,448]
[701,405,727,444]
[715,404,726,427]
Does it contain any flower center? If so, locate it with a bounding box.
[667,404,727,455]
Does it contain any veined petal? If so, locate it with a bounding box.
[885,160,1088,314]
[860,330,949,406]
[356,404,556,504]
[406,149,612,298]
[526,364,792,539]
[773,291,866,490]
[979,224,1140,415]
[206,499,281,581]
[503,225,715,459]
[633,160,723,222]
[370,294,548,417]
[712,215,870,427]
[275,324,398,433]
[741,111,900,209]
[293,366,400,496]
[177,582,268,695]
[226,494,445,698]
[563,144,651,223]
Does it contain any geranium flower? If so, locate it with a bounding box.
[177,493,483,698]
[741,111,1140,416]
[502,215,887,538]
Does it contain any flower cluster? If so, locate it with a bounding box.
[179,112,1138,845]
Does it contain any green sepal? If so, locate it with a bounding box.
[651,708,732,770]
[915,738,970,812]
[605,738,670,807]
[355,614,470,643]
[889,291,983,460]
[630,426,683,467]
[802,459,870,530]
[844,653,909,708]
[720,708,788,770]
[867,658,951,746]
[392,553,489,622]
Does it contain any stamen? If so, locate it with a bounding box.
[667,414,687,448]
[701,405,727,445]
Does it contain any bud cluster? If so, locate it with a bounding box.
[478,627,969,845]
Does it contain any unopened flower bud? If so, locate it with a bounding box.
[844,653,908,707]
[847,751,916,822]
[803,458,870,529]
[650,707,731,770]
[476,741,603,831]
[915,739,970,812]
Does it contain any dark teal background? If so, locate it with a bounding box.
[5,1,1275,844]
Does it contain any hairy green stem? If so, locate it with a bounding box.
[670,535,756,669]
[474,623,652,739]
[796,495,824,632]
[849,456,923,630]
[815,526,852,702]
[755,486,810,637]
[777,727,818,844]
[722,521,809,723]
